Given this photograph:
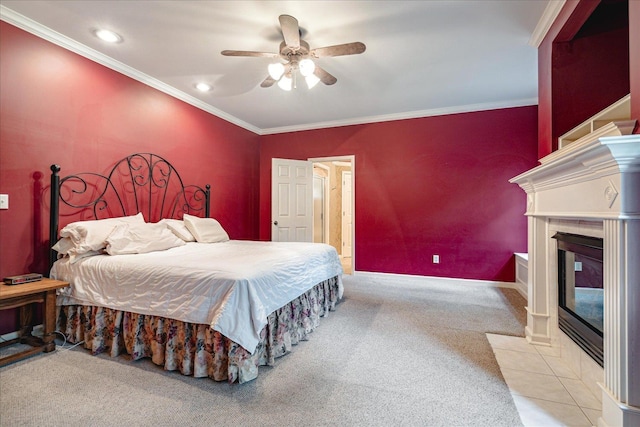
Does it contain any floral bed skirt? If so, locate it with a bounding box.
[57,276,341,384]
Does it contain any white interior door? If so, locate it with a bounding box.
[341,171,353,257]
[272,158,313,242]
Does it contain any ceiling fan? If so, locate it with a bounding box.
[221,15,366,90]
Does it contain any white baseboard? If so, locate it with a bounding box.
[353,270,521,292]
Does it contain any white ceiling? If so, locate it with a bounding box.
[0,1,550,135]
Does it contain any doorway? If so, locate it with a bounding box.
[312,173,327,243]
[270,156,354,274]
[309,156,354,275]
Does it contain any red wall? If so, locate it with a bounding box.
[552,27,629,143]
[260,106,538,282]
[537,0,585,158]
[538,0,640,157]
[0,23,260,333]
[552,0,630,144]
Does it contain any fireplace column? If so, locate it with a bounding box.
[600,219,640,426]
[525,215,554,346]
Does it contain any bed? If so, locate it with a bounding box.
[48,153,343,384]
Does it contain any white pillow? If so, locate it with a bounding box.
[183,213,229,243]
[52,237,75,255]
[105,222,185,255]
[59,213,145,254]
[158,218,196,242]
[52,237,103,263]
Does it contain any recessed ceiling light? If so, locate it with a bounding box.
[195,83,212,92]
[94,29,122,43]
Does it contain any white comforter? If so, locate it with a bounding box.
[51,240,343,353]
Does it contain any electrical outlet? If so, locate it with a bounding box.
[433,254,440,264]
[0,194,8,210]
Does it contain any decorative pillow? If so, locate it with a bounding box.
[59,213,145,254]
[158,218,196,242]
[183,213,229,243]
[105,222,185,255]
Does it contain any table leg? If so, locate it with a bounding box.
[18,303,34,338]
[43,290,57,352]
[18,301,45,348]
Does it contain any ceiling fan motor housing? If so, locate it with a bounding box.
[279,40,310,62]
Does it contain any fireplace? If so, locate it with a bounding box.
[509,120,640,426]
[553,232,603,366]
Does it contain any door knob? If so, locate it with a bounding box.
[273,221,278,226]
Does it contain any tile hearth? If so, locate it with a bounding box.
[488,333,601,427]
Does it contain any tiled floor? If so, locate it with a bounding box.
[487,334,601,427]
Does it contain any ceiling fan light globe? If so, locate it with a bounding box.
[278,75,292,91]
[299,59,315,77]
[305,74,320,89]
[268,63,285,80]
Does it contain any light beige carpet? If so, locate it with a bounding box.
[0,274,526,426]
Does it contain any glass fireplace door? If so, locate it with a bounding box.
[553,232,604,366]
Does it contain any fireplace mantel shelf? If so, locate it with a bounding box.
[510,124,640,220]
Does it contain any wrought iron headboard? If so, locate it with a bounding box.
[49,152,210,270]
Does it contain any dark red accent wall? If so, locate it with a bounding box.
[260,106,538,282]
[553,33,629,143]
[0,22,260,333]
[538,0,640,157]
[538,37,554,159]
[552,1,630,145]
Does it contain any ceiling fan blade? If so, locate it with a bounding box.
[260,75,277,88]
[314,65,337,85]
[279,15,300,50]
[221,50,280,58]
[310,42,366,58]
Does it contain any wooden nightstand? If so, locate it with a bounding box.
[0,278,69,367]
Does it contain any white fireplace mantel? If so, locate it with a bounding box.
[510,125,640,427]
[511,122,640,221]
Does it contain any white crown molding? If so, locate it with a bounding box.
[0,5,262,135]
[261,98,538,135]
[529,0,566,48]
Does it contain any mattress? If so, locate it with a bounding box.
[52,240,343,353]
